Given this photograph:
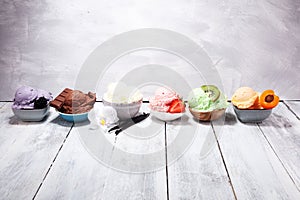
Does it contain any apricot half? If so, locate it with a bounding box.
[259,90,279,109]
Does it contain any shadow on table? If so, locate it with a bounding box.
[166,114,193,126]
[74,120,91,127]
[224,112,237,125]
[50,115,94,128]
[257,113,293,128]
[49,115,73,127]
[192,117,211,125]
[8,113,51,125]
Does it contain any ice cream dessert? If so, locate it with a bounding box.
[149,87,185,113]
[232,87,279,110]
[12,85,52,121]
[232,87,279,122]
[231,87,260,109]
[12,85,53,109]
[188,85,228,112]
[102,82,143,119]
[259,90,279,109]
[103,82,143,104]
[188,85,228,121]
[50,88,96,114]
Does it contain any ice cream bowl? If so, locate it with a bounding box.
[12,105,50,122]
[150,110,185,121]
[233,106,272,123]
[57,111,90,122]
[189,108,226,122]
[102,98,142,120]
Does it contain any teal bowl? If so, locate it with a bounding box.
[57,111,89,122]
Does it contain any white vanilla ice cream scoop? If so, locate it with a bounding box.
[103,82,143,104]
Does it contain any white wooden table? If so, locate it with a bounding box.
[0,101,300,200]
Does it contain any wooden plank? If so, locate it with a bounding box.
[284,100,300,119]
[166,110,235,200]
[0,103,72,200]
[216,104,300,199]
[109,103,166,172]
[35,103,167,200]
[259,102,300,190]
[0,102,6,109]
[100,168,167,200]
[34,125,116,199]
[102,103,167,199]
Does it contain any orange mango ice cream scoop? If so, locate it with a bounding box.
[231,87,259,109]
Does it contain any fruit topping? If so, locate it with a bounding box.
[168,99,185,113]
[259,90,279,109]
[201,85,220,102]
[34,97,48,109]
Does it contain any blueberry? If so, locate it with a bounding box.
[34,97,48,109]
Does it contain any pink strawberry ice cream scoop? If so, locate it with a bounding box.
[149,87,180,112]
[12,86,52,109]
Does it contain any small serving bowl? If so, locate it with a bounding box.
[151,110,185,121]
[189,108,226,121]
[12,105,50,122]
[57,111,90,122]
[102,98,142,120]
[233,106,272,123]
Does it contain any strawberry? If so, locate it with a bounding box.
[168,99,185,113]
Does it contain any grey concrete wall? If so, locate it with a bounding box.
[1,0,299,100]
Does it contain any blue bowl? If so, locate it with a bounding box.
[57,111,89,122]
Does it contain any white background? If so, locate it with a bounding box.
[0,0,299,100]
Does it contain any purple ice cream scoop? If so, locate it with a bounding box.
[37,89,52,101]
[12,86,53,109]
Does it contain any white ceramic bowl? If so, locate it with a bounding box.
[102,98,142,120]
[12,105,50,122]
[151,110,185,121]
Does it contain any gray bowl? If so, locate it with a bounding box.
[12,105,50,122]
[102,98,142,120]
[233,105,272,123]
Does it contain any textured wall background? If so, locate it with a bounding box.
[0,0,299,100]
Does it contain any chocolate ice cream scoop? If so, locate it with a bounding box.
[51,88,96,114]
[50,88,72,110]
[64,90,87,107]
